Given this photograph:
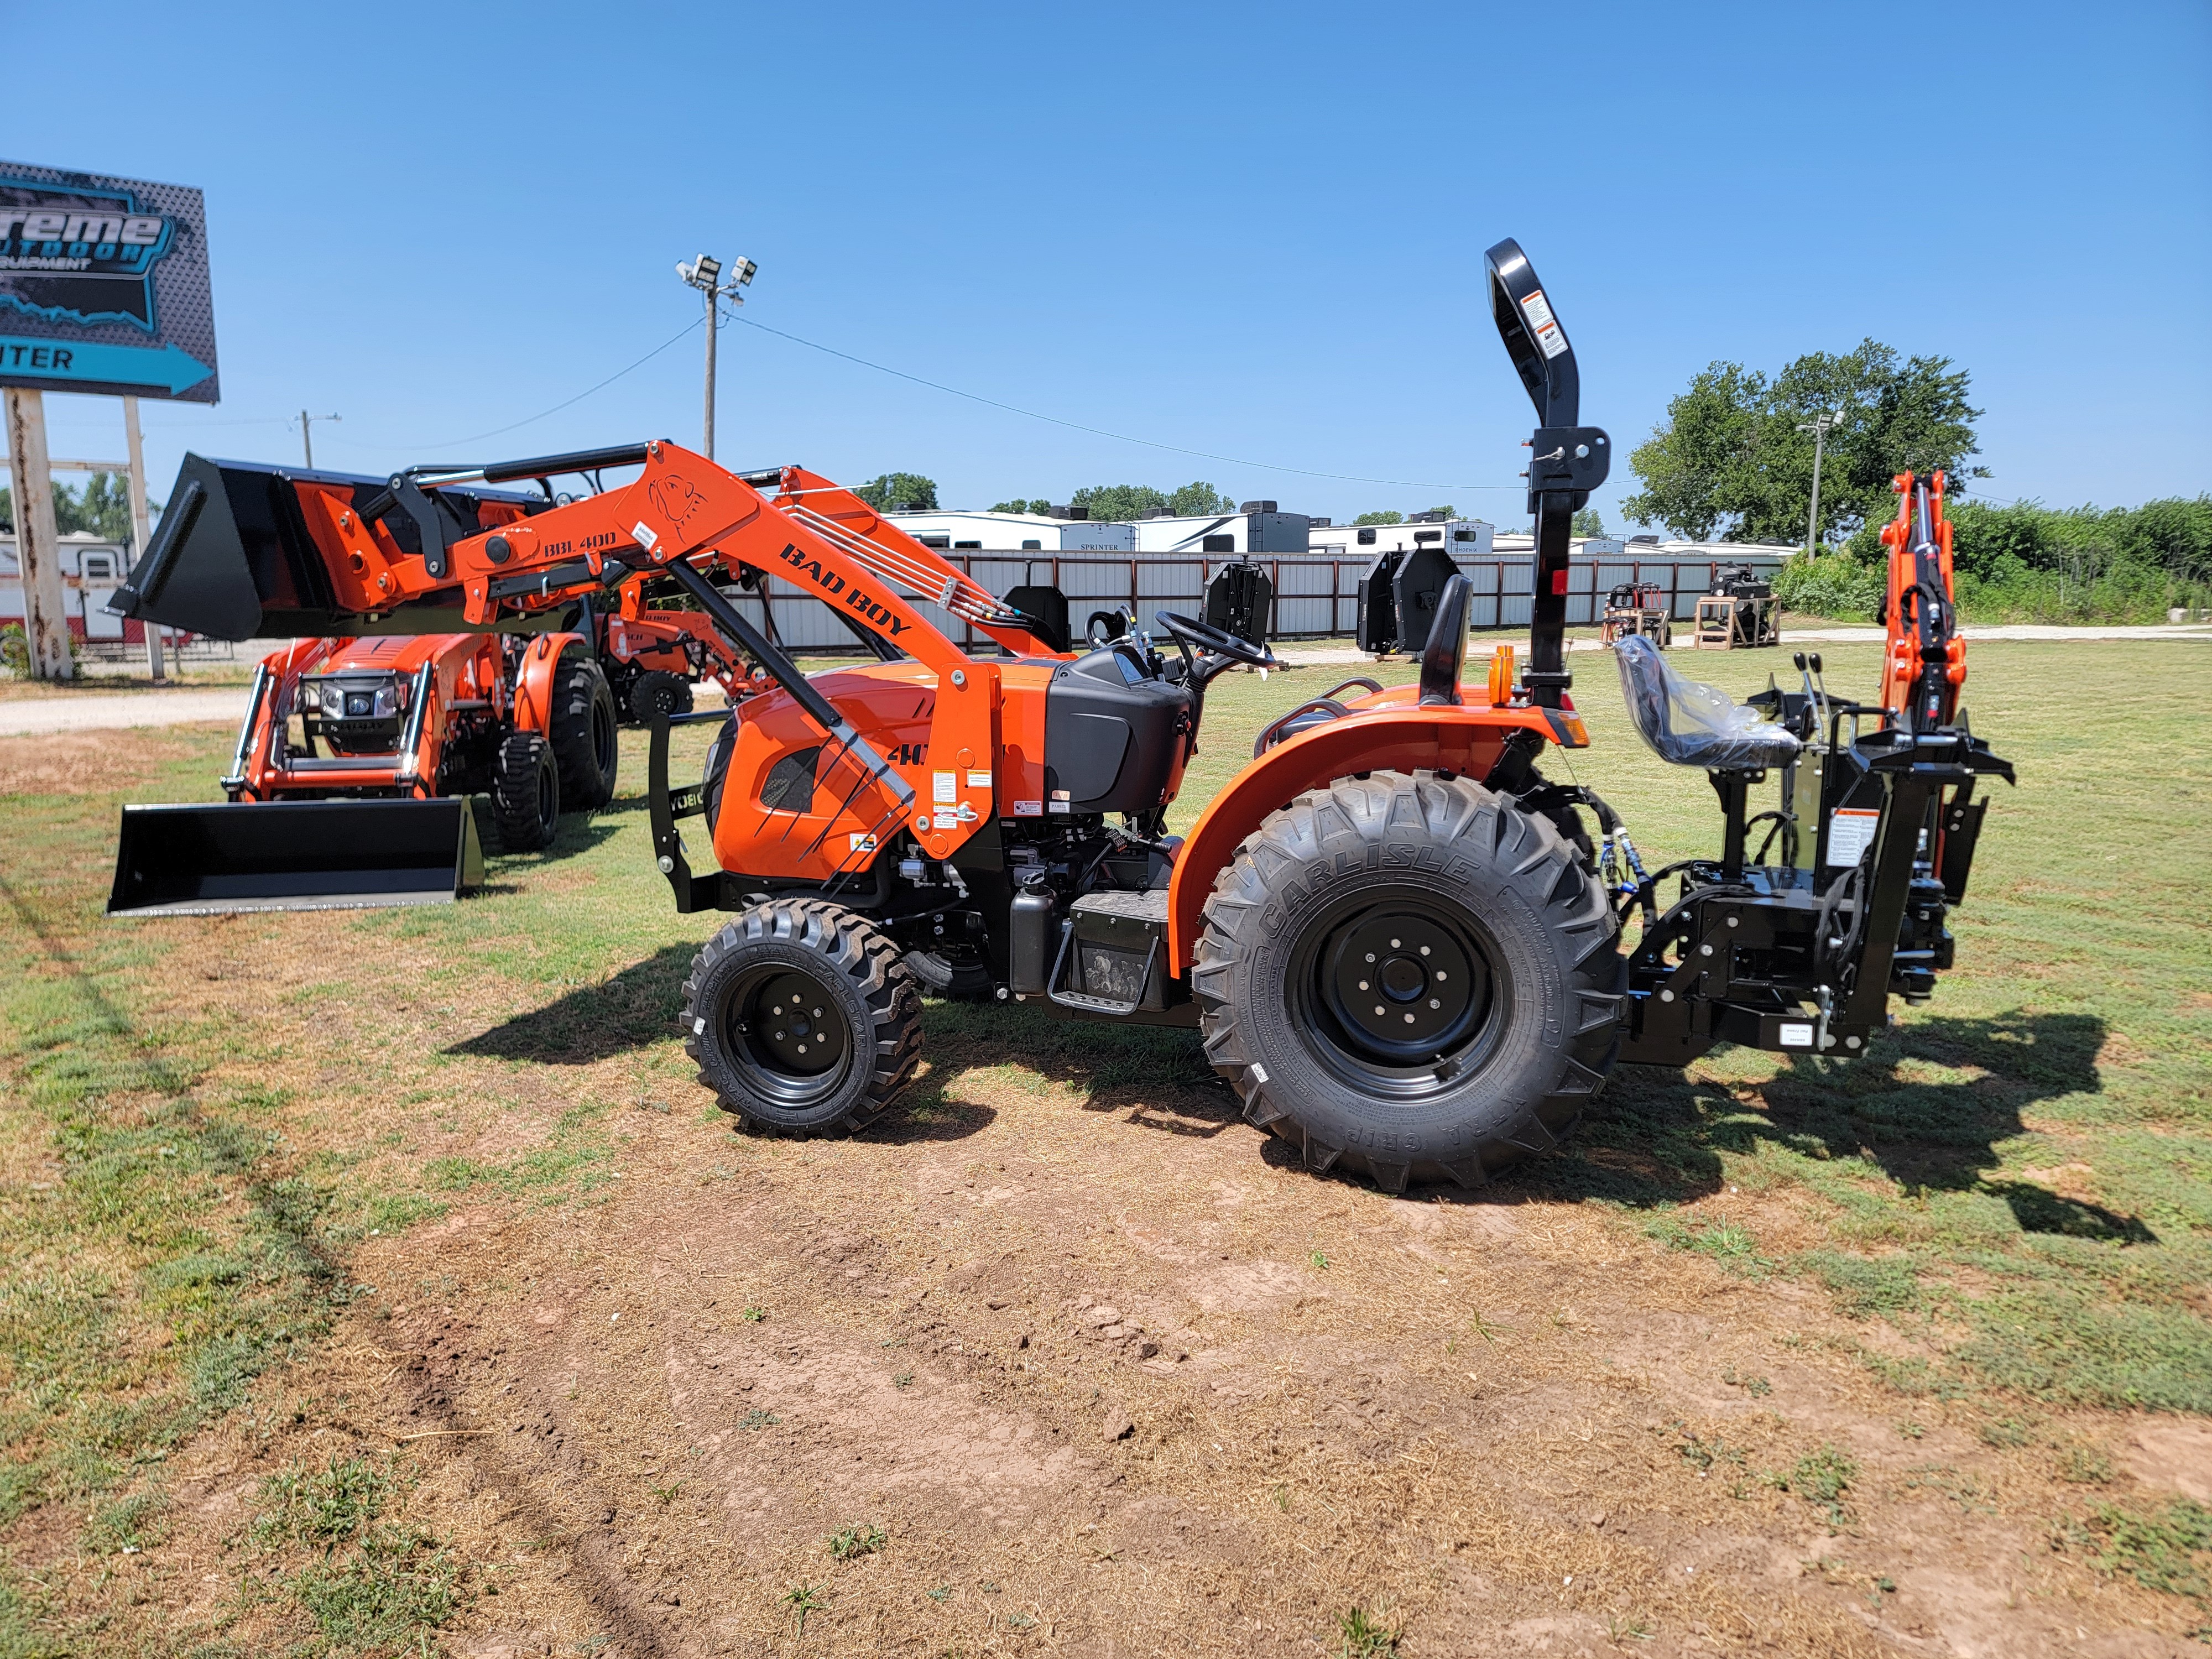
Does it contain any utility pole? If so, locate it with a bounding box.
[676,253,757,460]
[1796,411,1838,559]
[298,410,340,469]
[123,397,164,681]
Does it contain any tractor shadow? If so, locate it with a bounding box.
[1503,1009,2128,1233]
[478,814,623,866]
[447,943,694,1065]
[911,997,1234,1140]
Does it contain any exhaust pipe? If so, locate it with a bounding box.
[107,798,485,917]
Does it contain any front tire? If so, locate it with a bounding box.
[550,646,620,810]
[683,900,923,1136]
[1192,769,1624,1193]
[626,668,693,724]
[492,732,560,851]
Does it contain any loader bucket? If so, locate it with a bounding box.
[109,453,536,640]
[107,799,486,917]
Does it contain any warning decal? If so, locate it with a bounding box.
[1828,807,1880,868]
[1519,289,1571,359]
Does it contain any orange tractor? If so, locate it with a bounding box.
[110,241,2009,1191]
[104,463,621,915]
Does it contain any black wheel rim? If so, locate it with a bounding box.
[536,761,557,829]
[722,963,853,1107]
[1288,892,1505,1102]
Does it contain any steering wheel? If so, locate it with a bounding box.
[1154,610,1276,671]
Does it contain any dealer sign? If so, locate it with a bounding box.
[0,162,217,403]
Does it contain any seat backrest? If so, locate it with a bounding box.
[1417,573,1473,706]
[1613,634,1801,770]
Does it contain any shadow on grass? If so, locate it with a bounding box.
[482,816,623,864]
[1506,1009,2118,1219]
[447,943,692,1064]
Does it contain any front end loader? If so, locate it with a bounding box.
[110,240,2009,1191]
[106,457,620,916]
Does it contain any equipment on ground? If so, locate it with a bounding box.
[1696,564,1780,648]
[109,239,2008,1193]
[1203,559,1274,651]
[1354,541,1460,656]
[1602,581,1671,648]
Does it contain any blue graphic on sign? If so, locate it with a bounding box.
[0,179,177,333]
[0,337,212,395]
[0,163,218,404]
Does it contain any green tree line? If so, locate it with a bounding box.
[0,473,143,542]
[1774,494,2212,623]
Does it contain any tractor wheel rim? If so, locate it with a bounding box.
[725,964,852,1105]
[1290,894,1503,1100]
[536,764,557,828]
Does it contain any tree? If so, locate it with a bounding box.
[988,481,1235,520]
[1572,507,1605,537]
[1067,481,1235,521]
[854,472,938,512]
[1,473,147,541]
[1167,481,1235,517]
[1353,510,1403,526]
[1620,340,1985,545]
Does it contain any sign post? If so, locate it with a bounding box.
[4,388,69,677]
[0,163,217,681]
[123,396,161,679]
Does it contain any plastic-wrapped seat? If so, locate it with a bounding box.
[1613,634,1800,770]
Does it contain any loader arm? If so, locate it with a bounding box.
[125,441,1067,867]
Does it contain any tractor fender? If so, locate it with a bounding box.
[1165,701,1563,971]
[512,631,589,736]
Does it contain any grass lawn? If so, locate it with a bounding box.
[1,635,2208,1655]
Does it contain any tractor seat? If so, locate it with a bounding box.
[1613,634,1801,770]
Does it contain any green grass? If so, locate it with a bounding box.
[0,636,2208,1642]
[1500,639,2212,1415]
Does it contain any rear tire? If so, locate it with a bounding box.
[684,899,922,1136]
[626,669,693,724]
[493,732,560,851]
[1192,769,1624,1194]
[550,646,619,810]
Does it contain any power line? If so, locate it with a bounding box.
[724,311,1522,494]
[332,317,708,455]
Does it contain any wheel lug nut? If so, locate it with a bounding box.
[1429,998,1441,1009]
[1358,980,1370,991]
[1390,938,1401,948]
[1374,1005,1385,1016]
[1402,1013,1415,1024]
[1420,945,1431,956]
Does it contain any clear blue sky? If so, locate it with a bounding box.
[8,0,2207,530]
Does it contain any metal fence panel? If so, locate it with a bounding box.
[735,551,1787,654]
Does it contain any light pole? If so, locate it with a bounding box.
[1796,411,1838,559]
[676,253,757,460]
[297,410,340,469]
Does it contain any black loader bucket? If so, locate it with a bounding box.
[107,799,485,917]
[108,453,530,639]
